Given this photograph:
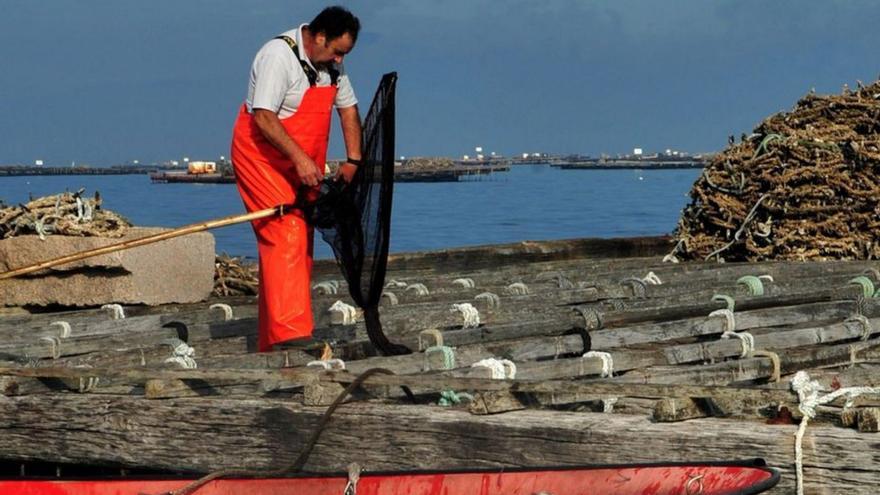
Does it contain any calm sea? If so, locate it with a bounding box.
[0,165,699,260]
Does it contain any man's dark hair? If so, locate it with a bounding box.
[309,6,360,42]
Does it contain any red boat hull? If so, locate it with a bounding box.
[0,461,780,495]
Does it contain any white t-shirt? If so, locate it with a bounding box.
[246,24,357,118]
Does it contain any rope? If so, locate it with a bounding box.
[722,330,755,358]
[505,282,529,295]
[163,340,197,369]
[49,321,72,338]
[845,314,874,341]
[642,271,662,285]
[164,368,397,495]
[554,274,575,289]
[381,291,399,306]
[343,463,361,495]
[451,303,480,328]
[405,283,430,296]
[847,276,875,298]
[712,294,736,312]
[101,304,125,320]
[601,397,618,413]
[574,307,603,330]
[452,278,475,289]
[709,308,736,332]
[78,376,99,393]
[471,358,517,379]
[328,300,358,325]
[385,279,407,289]
[39,336,62,359]
[474,292,501,309]
[424,345,456,370]
[313,281,339,295]
[621,277,648,298]
[582,351,614,377]
[752,350,781,382]
[209,303,234,321]
[417,329,444,351]
[790,371,880,495]
[306,358,346,370]
[736,275,765,296]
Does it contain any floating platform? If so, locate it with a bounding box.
[149,172,235,184]
[0,235,878,493]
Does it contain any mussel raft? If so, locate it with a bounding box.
[1,235,880,494]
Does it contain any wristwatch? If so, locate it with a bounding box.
[346,157,363,167]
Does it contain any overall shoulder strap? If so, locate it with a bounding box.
[274,35,318,87]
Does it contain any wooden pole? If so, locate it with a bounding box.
[0,206,284,280]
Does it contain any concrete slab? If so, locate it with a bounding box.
[0,228,215,307]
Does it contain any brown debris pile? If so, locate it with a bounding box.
[672,80,880,262]
[213,254,258,296]
[0,190,131,240]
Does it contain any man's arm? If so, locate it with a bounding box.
[253,109,322,187]
[336,104,362,183]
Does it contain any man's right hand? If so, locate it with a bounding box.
[294,157,322,187]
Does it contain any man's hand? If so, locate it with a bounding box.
[335,162,358,183]
[294,156,322,187]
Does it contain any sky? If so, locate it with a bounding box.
[1,0,878,166]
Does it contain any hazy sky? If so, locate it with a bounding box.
[1,0,878,166]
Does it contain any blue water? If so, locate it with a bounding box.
[0,166,699,260]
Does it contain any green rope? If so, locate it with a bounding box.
[848,276,876,298]
[753,133,784,158]
[737,275,765,296]
[712,294,736,311]
[424,345,472,406]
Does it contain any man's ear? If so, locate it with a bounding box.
[315,32,326,46]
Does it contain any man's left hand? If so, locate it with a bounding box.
[335,162,358,183]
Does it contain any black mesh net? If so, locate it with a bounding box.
[302,72,411,356]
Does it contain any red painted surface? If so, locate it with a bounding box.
[0,464,778,495]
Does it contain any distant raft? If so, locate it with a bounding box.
[672,79,880,262]
[0,189,131,239]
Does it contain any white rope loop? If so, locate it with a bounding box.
[418,329,445,351]
[164,340,197,369]
[452,278,476,289]
[328,300,358,325]
[505,282,530,295]
[307,358,346,370]
[471,358,517,379]
[709,308,736,333]
[101,304,125,320]
[381,291,399,306]
[790,371,880,495]
[78,376,100,393]
[313,281,339,295]
[49,321,72,339]
[722,330,755,358]
[845,314,874,341]
[405,283,430,296]
[451,303,480,328]
[39,336,62,359]
[385,279,407,289]
[474,292,501,309]
[642,271,662,285]
[582,351,614,378]
[209,303,234,321]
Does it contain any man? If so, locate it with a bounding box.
[230,6,362,352]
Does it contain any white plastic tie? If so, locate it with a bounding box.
[722,330,755,358]
[329,300,358,325]
[709,308,736,333]
[405,283,430,296]
[49,321,72,339]
[451,303,480,328]
[452,278,476,289]
[790,371,880,495]
[471,358,517,379]
[505,282,530,295]
[209,303,234,321]
[474,292,501,309]
[101,304,125,320]
[582,351,614,378]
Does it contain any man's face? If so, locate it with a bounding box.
[312,32,355,69]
